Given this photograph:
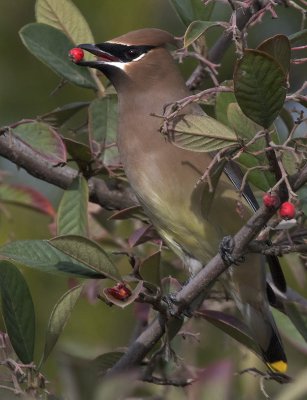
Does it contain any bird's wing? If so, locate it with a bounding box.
[224,160,287,293]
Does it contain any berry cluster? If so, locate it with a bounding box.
[263,193,296,220]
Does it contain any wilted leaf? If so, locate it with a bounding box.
[0,239,104,278]
[49,235,121,281]
[234,49,287,128]
[198,309,260,356]
[35,0,94,45]
[128,225,159,247]
[40,284,83,366]
[57,175,89,236]
[109,206,147,221]
[257,35,291,75]
[0,183,55,217]
[19,23,96,89]
[169,0,215,26]
[167,114,238,152]
[40,101,89,126]
[13,120,66,164]
[0,261,35,364]
[103,281,143,308]
[184,21,221,47]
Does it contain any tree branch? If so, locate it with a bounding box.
[105,163,307,377]
[0,131,138,211]
[186,0,265,89]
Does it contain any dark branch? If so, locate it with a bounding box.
[0,131,138,211]
[248,241,307,256]
[186,0,264,89]
[105,163,307,377]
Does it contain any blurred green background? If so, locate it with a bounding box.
[0,1,306,398]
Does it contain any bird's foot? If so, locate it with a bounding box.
[161,292,195,319]
[219,235,245,266]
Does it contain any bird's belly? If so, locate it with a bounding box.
[125,156,244,265]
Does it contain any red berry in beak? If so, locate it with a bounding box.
[279,202,296,220]
[69,48,84,63]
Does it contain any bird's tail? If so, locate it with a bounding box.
[228,254,287,373]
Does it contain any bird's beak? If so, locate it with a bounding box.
[77,43,120,67]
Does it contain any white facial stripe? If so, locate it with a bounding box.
[107,61,126,70]
[132,53,147,62]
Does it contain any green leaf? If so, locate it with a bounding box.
[257,35,291,75]
[167,114,238,152]
[184,21,221,47]
[63,138,93,172]
[223,101,277,190]
[0,183,55,217]
[234,49,287,128]
[19,23,96,89]
[169,0,215,26]
[35,0,94,45]
[49,235,121,282]
[237,153,272,191]
[13,120,66,164]
[227,103,265,148]
[57,176,89,236]
[40,284,83,367]
[0,239,104,278]
[0,261,35,364]
[40,101,89,126]
[279,107,294,135]
[298,186,307,215]
[88,95,119,164]
[140,251,161,287]
[215,81,236,126]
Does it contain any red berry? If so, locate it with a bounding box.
[69,47,84,63]
[263,193,280,208]
[279,202,296,220]
[106,283,132,301]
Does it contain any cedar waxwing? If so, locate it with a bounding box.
[76,28,287,372]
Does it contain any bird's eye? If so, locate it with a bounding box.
[125,48,142,61]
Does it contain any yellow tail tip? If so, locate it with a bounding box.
[268,360,288,373]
